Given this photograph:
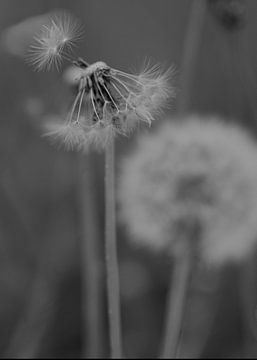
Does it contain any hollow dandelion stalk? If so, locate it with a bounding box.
[177,0,207,114]
[160,218,201,359]
[105,139,122,358]
[162,1,207,358]
[161,236,194,359]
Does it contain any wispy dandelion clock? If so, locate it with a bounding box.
[46,60,173,151]
[28,12,83,71]
[119,115,257,265]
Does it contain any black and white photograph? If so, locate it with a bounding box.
[0,0,257,358]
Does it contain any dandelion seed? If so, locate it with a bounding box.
[119,116,257,265]
[27,12,83,71]
[43,116,85,150]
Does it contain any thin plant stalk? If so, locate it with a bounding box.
[5,275,55,358]
[79,154,103,358]
[229,28,257,356]
[161,239,193,359]
[239,252,257,356]
[177,0,207,114]
[3,174,61,358]
[160,1,207,358]
[229,36,257,126]
[105,138,122,358]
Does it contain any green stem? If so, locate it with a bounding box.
[161,239,193,359]
[105,138,122,358]
[79,154,103,358]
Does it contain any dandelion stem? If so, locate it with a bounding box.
[161,238,193,359]
[160,2,207,356]
[229,36,257,128]
[177,0,207,114]
[79,154,103,358]
[105,138,122,358]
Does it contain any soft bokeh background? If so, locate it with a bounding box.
[0,0,257,358]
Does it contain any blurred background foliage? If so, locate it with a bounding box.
[0,0,257,358]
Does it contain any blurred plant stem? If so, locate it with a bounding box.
[160,1,207,358]
[5,274,55,359]
[177,0,207,114]
[161,236,194,359]
[105,139,122,358]
[224,23,257,357]
[228,35,257,128]
[3,158,75,359]
[239,253,257,357]
[2,178,56,359]
[228,27,257,357]
[79,154,103,358]
[177,267,220,358]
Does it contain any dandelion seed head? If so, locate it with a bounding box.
[119,116,257,265]
[81,61,110,77]
[45,60,174,151]
[28,12,83,71]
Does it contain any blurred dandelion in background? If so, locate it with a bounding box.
[119,114,257,357]
[119,115,257,265]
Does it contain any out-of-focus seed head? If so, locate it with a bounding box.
[118,116,257,266]
[209,0,247,31]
